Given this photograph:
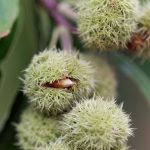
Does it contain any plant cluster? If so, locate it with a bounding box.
[16,49,132,150]
[16,0,150,149]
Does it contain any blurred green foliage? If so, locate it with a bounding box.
[112,54,150,103]
[0,0,19,38]
[0,0,39,133]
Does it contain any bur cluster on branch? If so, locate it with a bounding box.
[15,0,138,147]
[15,48,134,150]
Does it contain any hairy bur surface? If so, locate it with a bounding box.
[61,97,133,150]
[128,3,150,59]
[23,49,95,115]
[83,53,117,98]
[37,139,71,150]
[77,0,139,50]
[16,107,61,150]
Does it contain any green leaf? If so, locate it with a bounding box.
[0,22,16,62]
[0,0,19,38]
[111,53,150,104]
[142,0,149,4]
[0,0,38,131]
[35,5,52,49]
[135,60,150,77]
[0,92,26,150]
[0,22,17,84]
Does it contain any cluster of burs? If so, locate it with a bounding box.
[15,0,150,149]
[16,49,131,150]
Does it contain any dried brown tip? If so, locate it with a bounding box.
[127,31,150,52]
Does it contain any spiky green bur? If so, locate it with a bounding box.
[76,0,139,50]
[94,58,117,98]
[83,53,117,98]
[133,4,150,59]
[115,145,130,150]
[49,140,70,150]
[16,107,61,150]
[61,97,132,150]
[23,49,95,115]
[37,139,71,150]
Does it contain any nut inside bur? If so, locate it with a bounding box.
[42,77,79,89]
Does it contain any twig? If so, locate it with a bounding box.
[39,0,76,32]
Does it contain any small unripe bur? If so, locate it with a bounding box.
[83,53,117,98]
[77,0,139,50]
[23,49,95,115]
[37,139,71,150]
[16,107,61,149]
[49,140,70,150]
[61,97,133,150]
